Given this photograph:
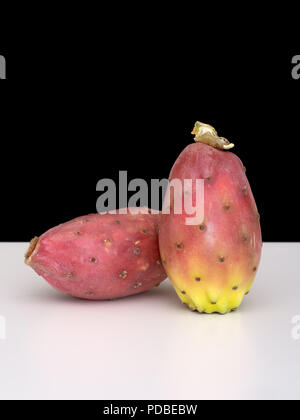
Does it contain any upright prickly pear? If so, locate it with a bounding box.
[25,207,166,300]
[159,122,262,314]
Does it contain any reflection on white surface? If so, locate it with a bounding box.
[160,312,255,400]
[0,243,300,399]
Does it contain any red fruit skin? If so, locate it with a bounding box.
[159,143,262,313]
[26,208,166,300]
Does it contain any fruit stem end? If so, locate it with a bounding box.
[192,122,234,150]
[25,236,39,265]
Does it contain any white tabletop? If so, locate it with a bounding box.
[0,242,300,400]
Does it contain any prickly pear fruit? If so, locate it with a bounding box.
[25,208,166,300]
[159,122,262,314]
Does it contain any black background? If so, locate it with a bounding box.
[0,28,299,242]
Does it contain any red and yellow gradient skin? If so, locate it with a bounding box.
[25,208,166,300]
[159,142,262,314]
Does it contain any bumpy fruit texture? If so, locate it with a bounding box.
[25,208,166,300]
[159,129,262,314]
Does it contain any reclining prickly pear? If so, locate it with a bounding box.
[26,208,166,300]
